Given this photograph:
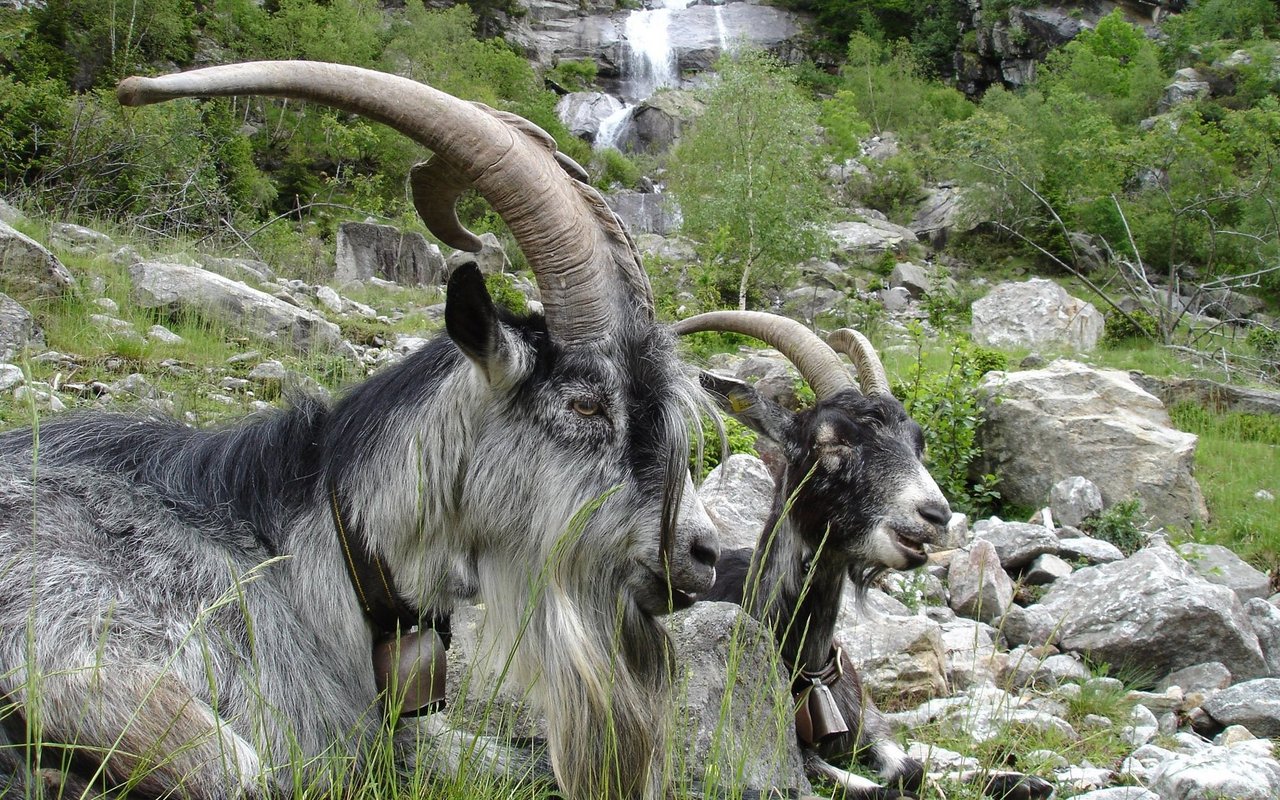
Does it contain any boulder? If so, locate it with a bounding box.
[0,293,44,359]
[1177,543,1272,603]
[48,222,114,254]
[1202,679,1280,737]
[971,279,1104,352]
[1149,738,1280,800]
[197,255,275,283]
[129,261,341,354]
[0,220,76,300]
[697,453,774,551]
[975,360,1208,530]
[605,190,680,236]
[827,217,918,259]
[555,91,625,141]
[1157,67,1211,113]
[615,90,705,155]
[888,262,930,298]
[910,185,973,247]
[836,607,947,702]
[1245,598,1280,678]
[972,520,1058,571]
[1002,545,1268,681]
[1049,476,1104,529]
[948,539,1013,623]
[444,232,509,277]
[335,222,446,286]
[0,198,23,225]
[667,602,810,793]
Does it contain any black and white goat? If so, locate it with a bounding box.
[0,62,719,800]
[678,312,1052,800]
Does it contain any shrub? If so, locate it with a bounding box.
[1102,308,1158,346]
[593,147,640,190]
[484,272,528,315]
[547,59,598,92]
[1085,498,1147,555]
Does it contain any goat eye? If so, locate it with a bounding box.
[571,398,601,417]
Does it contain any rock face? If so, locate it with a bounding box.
[827,216,918,259]
[1003,545,1268,681]
[606,190,681,236]
[1177,543,1273,603]
[0,293,44,359]
[129,261,341,353]
[615,90,706,154]
[667,602,810,793]
[697,453,775,551]
[971,279,1104,352]
[0,220,76,300]
[976,360,1208,530]
[335,222,445,286]
[555,91,625,142]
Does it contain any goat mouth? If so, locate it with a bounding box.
[642,568,698,613]
[892,530,930,563]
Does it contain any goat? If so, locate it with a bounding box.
[677,312,1052,800]
[0,62,719,800]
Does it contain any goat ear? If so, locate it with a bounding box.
[446,261,498,363]
[699,371,792,444]
[446,261,529,386]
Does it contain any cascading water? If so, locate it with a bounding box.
[595,0,694,150]
[713,5,731,54]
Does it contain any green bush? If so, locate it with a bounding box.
[897,328,1003,516]
[1102,309,1159,346]
[691,413,758,481]
[1085,499,1147,555]
[547,59,598,92]
[594,147,640,190]
[484,271,528,315]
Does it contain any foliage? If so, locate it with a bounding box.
[691,414,759,481]
[824,34,971,148]
[844,153,924,220]
[667,49,832,311]
[547,58,598,92]
[1101,308,1158,347]
[1248,325,1280,370]
[1084,499,1147,555]
[484,271,528,315]
[896,326,1005,516]
[594,147,640,190]
[1040,10,1166,126]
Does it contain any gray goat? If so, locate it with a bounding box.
[0,62,719,800]
[680,312,1051,800]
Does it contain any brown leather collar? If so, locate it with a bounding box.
[792,646,850,745]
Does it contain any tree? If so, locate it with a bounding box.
[667,50,831,311]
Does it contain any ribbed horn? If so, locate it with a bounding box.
[671,311,855,400]
[826,328,891,396]
[118,61,646,345]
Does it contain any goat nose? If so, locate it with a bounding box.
[690,534,719,570]
[918,500,951,528]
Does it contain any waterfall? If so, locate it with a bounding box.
[596,0,694,149]
[713,5,730,54]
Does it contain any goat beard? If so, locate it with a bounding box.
[521,574,672,800]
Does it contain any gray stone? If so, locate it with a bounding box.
[971,279,1103,352]
[605,190,680,236]
[130,261,341,354]
[938,617,1003,689]
[1069,787,1159,800]
[1133,374,1280,418]
[0,364,24,391]
[910,185,975,247]
[888,684,1077,745]
[976,360,1207,531]
[444,232,508,277]
[1177,543,1272,603]
[1056,535,1126,565]
[0,198,23,225]
[247,360,288,383]
[1003,545,1268,681]
[1158,67,1211,113]
[836,609,947,702]
[888,262,930,298]
[315,286,344,315]
[1122,703,1159,747]
[667,602,810,792]
[1049,476,1104,529]
[697,454,774,551]
[0,220,76,300]
[614,90,705,155]
[1245,598,1280,677]
[13,384,64,412]
[1149,738,1280,800]
[336,222,446,286]
[1202,678,1280,736]
[1159,662,1233,695]
[948,539,1013,623]
[973,520,1059,571]
[828,217,918,259]
[147,325,183,345]
[1024,553,1072,585]
[197,255,275,283]
[1002,646,1089,689]
[0,293,44,359]
[555,91,624,142]
[878,285,912,313]
[49,222,114,253]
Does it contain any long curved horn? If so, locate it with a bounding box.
[671,311,855,400]
[826,328,892,397]
[117,61,648,344]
